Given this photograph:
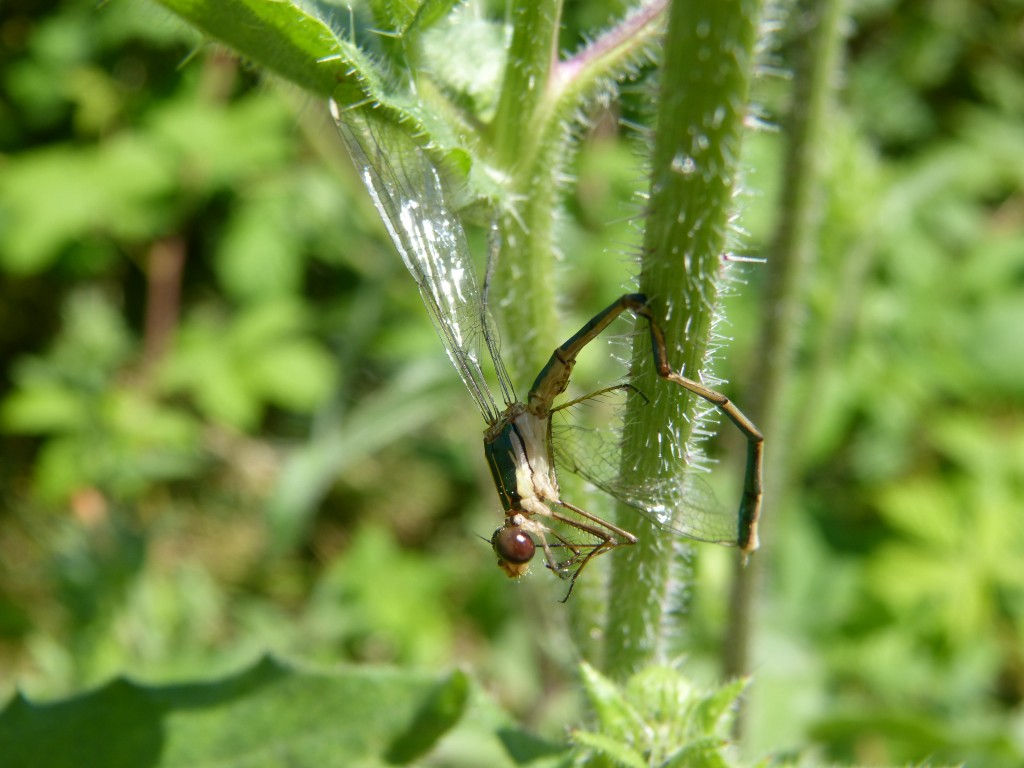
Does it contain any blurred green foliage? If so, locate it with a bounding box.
[0,0,1022,766]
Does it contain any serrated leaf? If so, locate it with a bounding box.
[692,677,747,733]
[571,729,648,768]
[664,737,731,768]
[574,663,746,767]
[577,661,646,741]
[366,0,459,37]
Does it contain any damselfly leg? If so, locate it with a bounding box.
[489,293,763,596]
[531,293,763,555]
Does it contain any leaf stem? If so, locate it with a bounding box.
[554,0,667,88]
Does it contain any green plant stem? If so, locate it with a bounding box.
[492,0,561,165]
[532,1,670,655]
[490,1,666,381]
[723,0,847,719]
[605,0,761,679]
[487,0,564,379]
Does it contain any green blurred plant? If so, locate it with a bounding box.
[1,291,204,501]
[740,1,1024,762]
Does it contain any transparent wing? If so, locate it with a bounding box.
[552,412,740,547]
[334,106,513,422]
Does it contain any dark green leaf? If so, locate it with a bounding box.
[0,657,471,768]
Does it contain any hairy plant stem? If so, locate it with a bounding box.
[488,0,564,380]
[724,0,847,736]
[493,0,671,654]
[489,1,666,384]
[605,0,761,679]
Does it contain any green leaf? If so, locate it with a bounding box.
[874,478,958,547]
[229,299,310,352]
[0,385,89,434]
[146,95,294,191]
[161,300,335,429]
[691,677,747,735]
[308,525,458,667]
[573,663,746,768]
[664,737,732,768]
[216,191,302,301]
[106,390,201,449]
[245,339,336,411]
[0,657,471,768]
[571,729,647,768]
[154,0,356,98]
[418,10,506,120]
[0,138,175,272]
[383,669,469,763]
[365,0,459,37]
[494,727,570,767]
[577,661,646,742]
[33,436,93,502]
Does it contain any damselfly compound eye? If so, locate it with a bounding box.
[493,526,535,563]
[492,526,535,578]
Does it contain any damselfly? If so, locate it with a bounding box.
[333,104,763,596]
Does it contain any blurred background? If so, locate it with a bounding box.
[1,0,1022,765]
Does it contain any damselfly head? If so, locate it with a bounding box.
[491,525,535,578]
